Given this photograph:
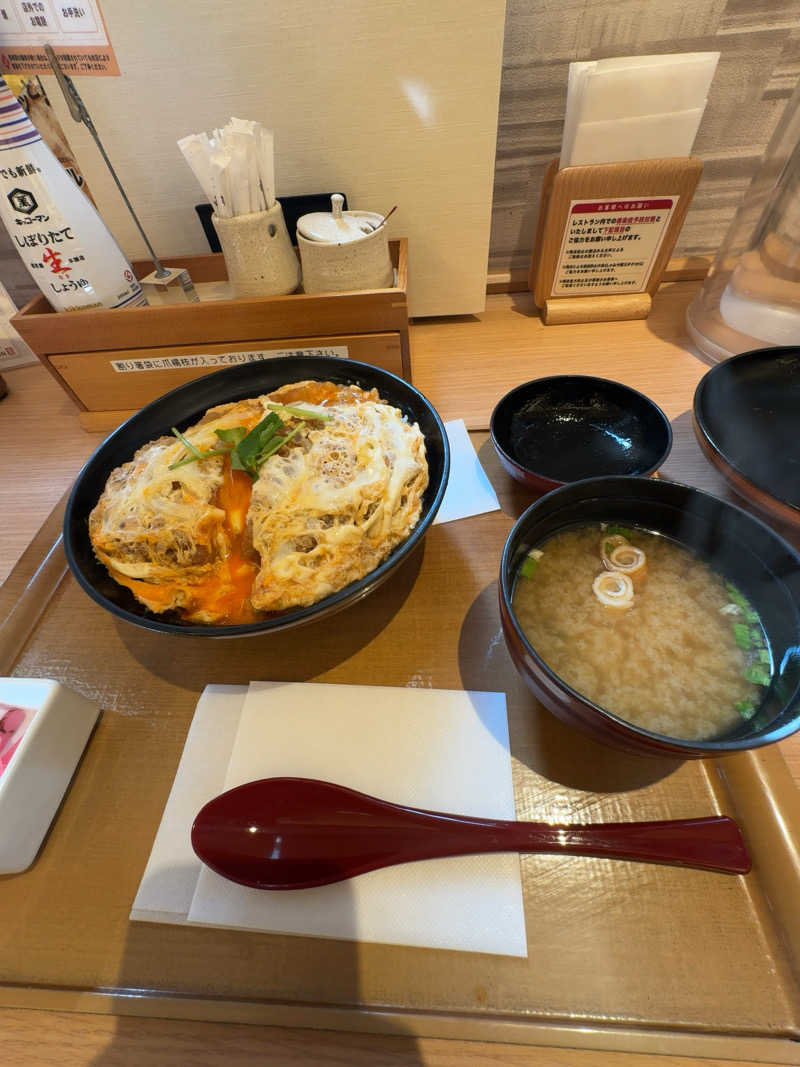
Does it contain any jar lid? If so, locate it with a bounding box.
[297,193,383,243]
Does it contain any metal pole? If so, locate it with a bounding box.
[44,45,170,278]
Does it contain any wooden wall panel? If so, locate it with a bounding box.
[490,0,800,275]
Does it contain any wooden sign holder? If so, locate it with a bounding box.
[529,156,703,325]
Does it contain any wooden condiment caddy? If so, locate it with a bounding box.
[529,157,702,324]
[11,240,410,432]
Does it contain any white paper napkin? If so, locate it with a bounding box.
[434,419,500,524]
[133,682,527,957]
[568,109,706,168]
[131,685,245,923]
[561,52,719,168]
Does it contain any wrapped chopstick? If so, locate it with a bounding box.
[178,117,276,219]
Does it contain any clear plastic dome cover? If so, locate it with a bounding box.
[686,78,800,361]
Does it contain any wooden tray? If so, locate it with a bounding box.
[1,439,799,1063]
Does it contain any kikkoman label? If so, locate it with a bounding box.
[552,197,677,297]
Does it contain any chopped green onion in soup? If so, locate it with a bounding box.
[510,523,770,741]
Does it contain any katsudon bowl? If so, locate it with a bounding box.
[499,476,800,757]
[64,355,450,637]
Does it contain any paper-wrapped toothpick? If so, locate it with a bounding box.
[178,118,276,219]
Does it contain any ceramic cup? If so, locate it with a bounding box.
[297,219,394,294]
[212,201,301,298]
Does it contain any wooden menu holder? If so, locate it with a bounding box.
[529,157,703,324]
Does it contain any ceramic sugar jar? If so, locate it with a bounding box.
[297,194,395,293]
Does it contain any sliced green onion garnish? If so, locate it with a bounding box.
[725,582,749,609]
[168,427,231,470]
[744,665,771,686]
[735,699,756,720]
[266,401,332,421]
[255,423,303,465]
[519,555,538,578]
[733,622,752,650]
[215,426,248,444]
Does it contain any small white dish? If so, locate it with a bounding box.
[0,678,99,874]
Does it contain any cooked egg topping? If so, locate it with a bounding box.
[89,381,428,623]
[249,394,427,611]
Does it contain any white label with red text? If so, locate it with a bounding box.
[552,196,677,297]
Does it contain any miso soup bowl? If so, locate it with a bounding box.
[499,476,800,758]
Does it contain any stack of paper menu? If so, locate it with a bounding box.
[561,53,720,168]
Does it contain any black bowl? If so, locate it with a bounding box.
[491,375,672,492]
[64,356,450,637]
[500,476,800,757]
[693,345,800,532]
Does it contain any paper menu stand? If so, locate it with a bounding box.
[529,156,703,325]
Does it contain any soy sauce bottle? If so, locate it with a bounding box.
[0,76,146,312]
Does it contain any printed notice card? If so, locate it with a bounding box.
[552,196,677,297]
[0,0,118,75]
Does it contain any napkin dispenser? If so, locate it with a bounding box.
[529,53,718,325]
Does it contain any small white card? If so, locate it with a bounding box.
[434,419,500,524]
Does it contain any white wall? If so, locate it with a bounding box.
[42,0,507,316]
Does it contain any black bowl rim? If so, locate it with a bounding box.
[500,474,800,753]
[693,344,800,514]
[489,374,673,485]
[63,356,450,638]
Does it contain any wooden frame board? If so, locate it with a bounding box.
[529,158,703,324]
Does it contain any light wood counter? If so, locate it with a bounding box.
[0,360,97,584]
[1,281,797,1066]
[411,281,711,430]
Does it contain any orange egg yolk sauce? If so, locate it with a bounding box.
[183,461,261,624]
[111,460,260,624]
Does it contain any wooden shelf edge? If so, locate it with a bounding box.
[487,254,712,295]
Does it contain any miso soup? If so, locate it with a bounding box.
[512,524,770,741]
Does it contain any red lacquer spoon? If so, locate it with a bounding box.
[190,777,751,890]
